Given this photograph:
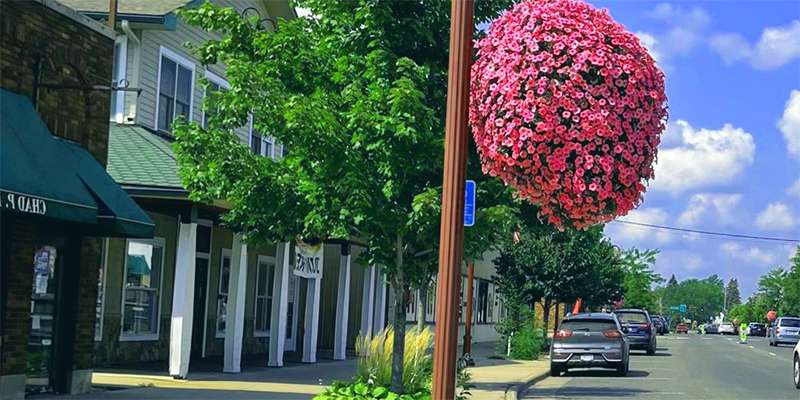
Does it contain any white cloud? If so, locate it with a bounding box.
[788,179,800,198]
[709,20,800,70]
[755,202,797,231]
[607,208,672,245]
[779,90,800,160]
[635,31,664,66]
[634,4,710,69]
[721,242,777,265]
[652,120,755,193]
[677,193,742,227]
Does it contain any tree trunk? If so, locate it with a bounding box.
[553,303,560,336]
[417,281,427,331]
[390,233,406,394]
[542,299,552,337]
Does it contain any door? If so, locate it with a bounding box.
[285,275,300,351]
[191,258,209,359]
[27,244,61,394]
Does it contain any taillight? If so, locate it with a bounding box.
[555,329,573,339]
[603,329,622,338]
[639,324,651,332]
[776,327,781,334]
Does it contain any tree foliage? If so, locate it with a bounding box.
[658,275,724,323]
[725,278,741,309]
[618,248,663,311]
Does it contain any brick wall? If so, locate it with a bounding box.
[0,1,113,165]
[0,215,35,375]
[73,238,103,370]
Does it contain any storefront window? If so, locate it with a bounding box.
[216,249,231,338]
[121,238,164,340]
[254,257,275,336]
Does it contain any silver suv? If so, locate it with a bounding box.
[769,317,800,347]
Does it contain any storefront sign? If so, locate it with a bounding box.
[2,191,48,216]
[294,240,323,279]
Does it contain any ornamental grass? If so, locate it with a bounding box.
[355,327,433,393]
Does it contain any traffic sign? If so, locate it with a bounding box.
[464,180,476,227]
[679,304,687,313]
[669,306,679,311]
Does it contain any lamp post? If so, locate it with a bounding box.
[432,0,474,398]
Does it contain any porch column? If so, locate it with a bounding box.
[360,265,376,338]
[373,269,387,335]
[333,243,351,360]
[169,221,197,379]
[301,247,323,363]
[268,242,290,367]
[223,234,248,373]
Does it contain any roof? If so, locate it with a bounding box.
[564,313,616,321]
[55,0,193,16]
[107,124,185,190]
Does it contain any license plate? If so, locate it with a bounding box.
[580,355,594,362]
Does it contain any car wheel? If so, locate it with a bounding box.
[794,355,800,389]
[616,361,629,377]
[550,364,562,377]
[647,345,656,356]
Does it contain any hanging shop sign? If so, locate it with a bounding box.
[294,240,323,279]
[2,190,48,216]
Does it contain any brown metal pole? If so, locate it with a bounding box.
[432,0,473,398]
[463,261,475,357]
[108,0,118,28]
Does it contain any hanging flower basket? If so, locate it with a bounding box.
[470,0,667,229]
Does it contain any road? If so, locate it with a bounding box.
[523,333,798,400]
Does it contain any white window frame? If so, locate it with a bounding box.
[111,36,128,123]
[154,46,196,132]
[253,255,276,337]
[248,116,274,158]
[202,70,230,129]
[95,238,110,341]
[120,237,166,342]
[215,248,232,339]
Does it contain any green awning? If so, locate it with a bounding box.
[0,89,154,238]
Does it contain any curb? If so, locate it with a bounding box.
[503,369,550,400]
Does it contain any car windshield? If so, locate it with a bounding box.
[559,320,617,332]
[779,318,800,327]
[615,312,648,324]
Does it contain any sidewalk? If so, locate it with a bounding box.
[46,342,548,399]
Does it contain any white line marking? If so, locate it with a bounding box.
[769,352,776,356]
[748,345,754,348]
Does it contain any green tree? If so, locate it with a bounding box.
[757,267,787,312]
[173,1,513,392]
[618,248,663,311]
[781,246,800,316]
[725,278,741,310]
[660,275,724,323]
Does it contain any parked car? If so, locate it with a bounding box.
[676,323,689,334]
[793,340,800,389]
[550,313,630,377]
[651,316,665,335]
[718,322,736,335]
[748,323,767,337]
[769,317,800,347]
[706,323,719,334]
[614,309,657,355]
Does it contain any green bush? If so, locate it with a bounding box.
[508,322,545,360]
[316,378,430,400]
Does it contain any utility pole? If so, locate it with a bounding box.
[463,261,475,363]
[432,0,473,398]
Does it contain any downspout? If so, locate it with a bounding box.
[121,20,140,123]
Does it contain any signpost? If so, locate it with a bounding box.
[464,180,475,227]
[679,304,687,313]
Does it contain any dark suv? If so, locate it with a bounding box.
[614,308,657,355]
[550,313,630,376]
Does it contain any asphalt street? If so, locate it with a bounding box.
[523,332,799,400]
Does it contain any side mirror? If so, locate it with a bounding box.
[621,327,629,333]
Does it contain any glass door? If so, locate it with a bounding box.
[27,245,59,394]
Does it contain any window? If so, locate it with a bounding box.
[249,118,274,158]
[121,238,165,340]
[202,71,229,129]
[216,249,232,338]
[95,239,109,341]
[425,276,436,322]
[110,36,127,123]
[156,47,194,132]
[477,280,489,324]
[254,256,275,337]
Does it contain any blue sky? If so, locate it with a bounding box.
[585,1,800,298]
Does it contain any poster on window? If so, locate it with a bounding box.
[294,240,323,279]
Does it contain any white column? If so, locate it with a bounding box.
[268,242,290,367]
[169,222,197,379]
[373,269,388,336]
[333,244,351,360]
[223,234,248,373]
[301,243,323,363]
[360,265,376,338]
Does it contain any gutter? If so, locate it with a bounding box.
[121,20,141,123]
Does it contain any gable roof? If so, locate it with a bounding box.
[107,124,185,191]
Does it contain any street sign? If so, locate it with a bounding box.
[669,306,679,311]
[464,180,476,227]
[679,304,687,313]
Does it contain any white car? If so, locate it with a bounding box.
[718,322,736,335]
[794,340,800,389]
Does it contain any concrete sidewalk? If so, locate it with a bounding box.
[47,342,547,399]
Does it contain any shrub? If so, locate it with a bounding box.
[354,327,433,394]
[316,378,430,400]
[509,322,546,360]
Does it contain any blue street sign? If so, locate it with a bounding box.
[464,180,476,227]
[679,304,687,313]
